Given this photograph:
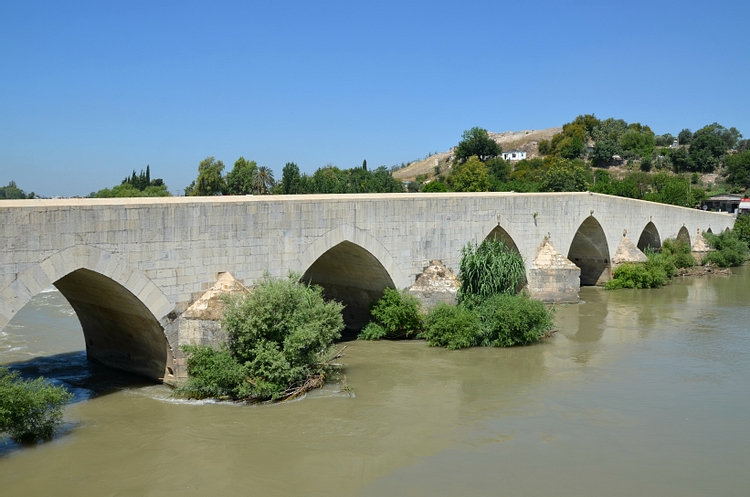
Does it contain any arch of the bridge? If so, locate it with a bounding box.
[484,225,521,254]
[567,215,612,286]
[637,221,662,251]
[677,226,691,245]
[296,225,404,330]
[0,245,175,381]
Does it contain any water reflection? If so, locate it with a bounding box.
[2,272,750,496]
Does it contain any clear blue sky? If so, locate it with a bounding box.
[2,1,748,197]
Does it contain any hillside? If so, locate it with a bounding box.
[392,127,562,182]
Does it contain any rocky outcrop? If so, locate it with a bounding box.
[407,260,460,310]
[528,240,580,303]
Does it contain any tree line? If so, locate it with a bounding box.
[183,157,403,196]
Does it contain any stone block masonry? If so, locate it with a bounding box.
[0,193,734,380]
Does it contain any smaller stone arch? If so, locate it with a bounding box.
[484,225,521,254]
[637,221,662,252]
[677,226,691,246]
[567,216,611,286]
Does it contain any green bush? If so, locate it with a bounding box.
[358,288,423,340]
[471,294,555,347]
[605,261,669,289]
[606,237,698,290]
[178,274,345,401]
[175,346,248,399]
[457,238,526,302]
[421,303,481,350]
[703,230,748,267]
[661,238,695,270]
[421,295,553,350]
[0,366,73,443]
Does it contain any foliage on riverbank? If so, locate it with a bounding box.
[359,239,554,349]
[606,239,695,289]
[703,230,748,267]
[0,366,72,443]
[176,275,345,402]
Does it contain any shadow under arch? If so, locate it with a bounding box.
[484,225,521,254]
[677,226,691,245]
[637,221,662,251]
[567,216,611,286]
[0,246,175,381]
[301,241,395,330]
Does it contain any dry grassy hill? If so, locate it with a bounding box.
[392,127,562,182]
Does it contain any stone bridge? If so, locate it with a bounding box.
[0,193,733,381]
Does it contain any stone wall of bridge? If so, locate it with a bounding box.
[0,193,734,380]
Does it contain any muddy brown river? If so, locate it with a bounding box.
[2,269,750,496]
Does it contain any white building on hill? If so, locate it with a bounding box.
[501,150,526,161]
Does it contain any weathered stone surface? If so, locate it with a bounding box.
[176,272,249,351]
[691,229,713,265]
[528,240,580,303]
[407,260,459,310]
[612,234,648,268]
[181,272,249,321]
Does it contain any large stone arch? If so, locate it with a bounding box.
[0,245,175,381]
[567,216,611,286]
[637,221,662,252]
[296,226,403,330]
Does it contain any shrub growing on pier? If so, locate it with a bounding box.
[177,274,345,402]
[0,366,73,443]
[358,288,424,340]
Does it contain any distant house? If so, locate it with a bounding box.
[501,150,526,161]
[701,194,742,213]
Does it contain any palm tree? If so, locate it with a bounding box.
[255,166,275,194]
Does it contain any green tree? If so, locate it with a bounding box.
[280,162,302,194]
[449,155,490,192]
[189,157,227,196]
[422,181,448,192]
[591,139,622,167]
[619,127,655,159]
[454,127,501,162]
[678,128,693,146]
[0,181,29,199]
[538,157,590,192]
[724,150,750,190]
[226,157,258,195]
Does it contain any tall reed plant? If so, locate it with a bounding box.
[457,238,526,303]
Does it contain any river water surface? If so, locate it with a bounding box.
[2,270,750,496]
